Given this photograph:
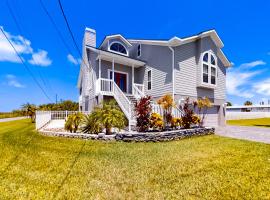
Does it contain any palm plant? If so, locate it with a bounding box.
[96,100,127,134]
[21,103,36,123]
[81,112,102,134]
[64,112,83,133]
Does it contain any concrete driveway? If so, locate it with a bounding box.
[216,125,270,144]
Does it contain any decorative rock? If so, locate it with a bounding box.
[39,127,214,142]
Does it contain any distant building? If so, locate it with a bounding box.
[227,105,270,112]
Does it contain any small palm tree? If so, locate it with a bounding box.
[21,103,36,123]
[64,112,83,133]
[95,100,127,134]
[81,112,102,134]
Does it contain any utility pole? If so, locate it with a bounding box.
[56,94,58,104]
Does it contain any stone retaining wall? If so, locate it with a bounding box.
[40,127,214,142]
[115,127,215,142]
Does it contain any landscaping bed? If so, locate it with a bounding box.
[40,127,214,142]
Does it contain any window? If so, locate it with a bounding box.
[137,44,141,57]
[109,42,127,55]
[202,52,217,85]
[147,70,152,90]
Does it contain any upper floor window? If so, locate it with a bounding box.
[202,52,217,85]
[109,42,127,55]
[147,69,152,90]
[137,44,141,57]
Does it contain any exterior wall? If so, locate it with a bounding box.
[136,44,173,98]
[100,60,133,94]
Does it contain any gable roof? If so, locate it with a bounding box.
[128,29,231,67]
[99,34,132,48]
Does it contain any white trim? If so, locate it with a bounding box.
[100,34,132,48]
[87,46,145,66]
[147,69,152,91]
[108,41,129,56]
[201,51,217,87]
[132,64,134,94]
[169,46,175,101]
[108,69,129,93]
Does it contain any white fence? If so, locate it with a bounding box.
[35,111,91,130]
[152,104,183,118]
[226,112,270,120]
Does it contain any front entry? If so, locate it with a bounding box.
[109,71,127,93]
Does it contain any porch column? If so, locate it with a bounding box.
[98,57,101,79]
[112,58,115,80]
[132,64,134,95]
[112,58,115,92]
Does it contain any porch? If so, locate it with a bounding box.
[94,48,146,98]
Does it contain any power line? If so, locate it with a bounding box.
[39,0,74,56]
[57,0,83,59]
[6,0,55,97]
[0,27,53,102]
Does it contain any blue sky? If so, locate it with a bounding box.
[1,0,270,111]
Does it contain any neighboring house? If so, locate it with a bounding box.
[77,27,231,129]
[227,105,270,112]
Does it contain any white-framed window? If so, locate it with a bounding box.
[137,44,141,57]
[109,42,128,56]
[202,51,217,85]
[147,69,152,90]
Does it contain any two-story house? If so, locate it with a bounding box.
[78,27,231,129]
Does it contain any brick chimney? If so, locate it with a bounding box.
[84,27,96,47]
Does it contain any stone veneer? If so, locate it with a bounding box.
[40,127,214,142]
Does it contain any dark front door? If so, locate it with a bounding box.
[110,71,127,93]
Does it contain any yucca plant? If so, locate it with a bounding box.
[64,112,83,133]
[81,112,102,134]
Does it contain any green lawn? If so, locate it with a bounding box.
[227,118,270,128]
[0,120,270,199]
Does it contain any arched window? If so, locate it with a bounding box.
[202,52,217,85]
[109,42,127,55]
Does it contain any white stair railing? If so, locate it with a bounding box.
[133,83,144,99]
[112,82,132,120]
[152,104,184,118]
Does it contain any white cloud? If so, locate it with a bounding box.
[0,26,33,63]
[67,54,81,65]
[239,60,266,69]
[28,50,52,66]
[0,26,51,66]
[253,79,270,96]
[5,74,25,88]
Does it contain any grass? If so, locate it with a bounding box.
[0,120,270,199]
[227,118,270,128]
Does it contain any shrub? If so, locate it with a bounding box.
[81,113,102,134]
[171,117,182,129]
[135,96,152,132]
[150,113,163,131]
[192,115,201,126]
[194,97,212,127]
[95,100,127,134]
[81,100,126,135]
[64,112,83,133]
[157,94,175,129]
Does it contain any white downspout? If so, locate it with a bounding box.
[169,46,175,102]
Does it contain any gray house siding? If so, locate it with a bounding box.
[174,36,226,101]
[135,44,173,98]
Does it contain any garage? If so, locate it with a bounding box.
[203,106,220,127]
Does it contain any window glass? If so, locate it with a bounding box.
[203,64,208,83]
[211,55,216,65]
[110,43,127,55]
[211,67,216,84]
[137,44,141,57]
[203,53,208,62]
[147,70,152,90]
